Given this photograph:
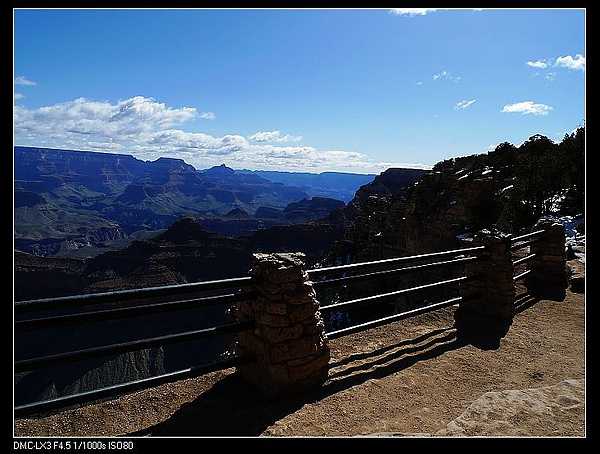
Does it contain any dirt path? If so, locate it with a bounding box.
[14,277,585,439]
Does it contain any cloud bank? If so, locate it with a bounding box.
[14,95,430,173]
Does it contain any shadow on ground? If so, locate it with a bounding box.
[128,302,532,437]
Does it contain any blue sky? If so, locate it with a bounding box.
[13,8,585,174]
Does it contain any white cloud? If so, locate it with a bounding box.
[527,54,585,73]
[390,8,481,17]
[111,96,197,129]
[555,54,585,71]
[14,96,197,144]
[433,70,461,83]
[148,129,231,152]
[14,76,37,86]
[501,101,553,116]
[454,99,476,110]
[200,111,216,120]
[526,60,549,69]
[248,131,302,143]
[390,9,439,16]
[14,76,37,100]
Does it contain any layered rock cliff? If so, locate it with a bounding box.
[323,166,511,266]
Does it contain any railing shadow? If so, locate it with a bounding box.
[127,304,522,437]
[326,328,459,383]
[514,291,541,314]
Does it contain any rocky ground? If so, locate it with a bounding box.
[14,253,585,441]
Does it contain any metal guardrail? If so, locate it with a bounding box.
[15,276,254,313]
[14,355,256,419]
[15,290,256,332]
[325,296,468,340]
[509,229,544,250]
[308,245,486,280]
[510,229,543,282]
[14,277,257,418]
[11,242,500,418]
[311,246,486,340]
[14,320,256,373]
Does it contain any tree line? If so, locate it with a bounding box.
[433,125,585,232]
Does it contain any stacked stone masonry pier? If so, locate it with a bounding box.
[235,252,330,398]
[460,221,566,319]
[459,229,516,319]
[526,218,568,291]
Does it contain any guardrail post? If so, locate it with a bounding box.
[525,219,567,296]
[234,252,330,398]
[459,229,515,318]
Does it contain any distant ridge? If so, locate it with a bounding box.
[237,169,378,203]
[13,146,370,258]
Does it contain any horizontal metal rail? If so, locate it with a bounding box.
[510,238,541,251]
[510,230,544,250]
[312,256,478,290]
[512,253,537,267]
[15,291,256,332]
[14,354,256,419]
[15,320,255,373]
[325,296,465,340]
[510,229,544,244]
[308,245,486,279]
[320,275,471,313]
[514,269,532,281]
[15,276,254,312]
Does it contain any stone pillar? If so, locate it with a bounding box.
[525,218,567,293]
[235,252,330,398]
[459,229,515,319]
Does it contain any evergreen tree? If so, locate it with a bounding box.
[557,126,585,216]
